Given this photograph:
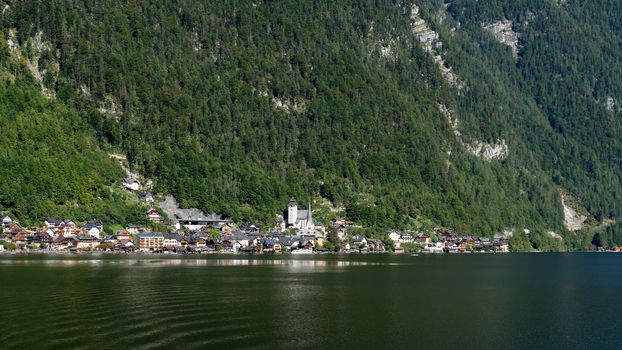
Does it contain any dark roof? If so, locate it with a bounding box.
[138,232,165,238]
[76,235,97,241]
[263,238,279,246]
[164,234,183,240]
[229,232,251,241]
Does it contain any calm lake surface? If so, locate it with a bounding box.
[1,253,621,349]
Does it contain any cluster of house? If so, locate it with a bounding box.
[135,231,386,254]
[0,195,511,254]
[0,216,117,252]
[387,229,510,253]
[0,208,387,254]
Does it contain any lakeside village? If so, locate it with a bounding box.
[0,171,514,255]
[0,194,512,255]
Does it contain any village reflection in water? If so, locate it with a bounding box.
[0,256,402,269]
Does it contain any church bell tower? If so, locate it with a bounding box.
[287,197,298,227]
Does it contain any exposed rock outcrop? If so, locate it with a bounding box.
[561,192,588,232]
[466,140,508,162]
[601,96,619,112]
[438,104,508,161]
[97,95,123,119]
[7,29,57,99]
[410,4,465,90]
[483,20,520,57]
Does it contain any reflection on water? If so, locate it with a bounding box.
[0,256,401,269]
[2,254,622,349]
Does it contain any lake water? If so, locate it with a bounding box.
[1,253,621,349]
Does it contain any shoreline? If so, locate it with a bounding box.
[0,250,615,257]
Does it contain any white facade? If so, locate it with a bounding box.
[87,227,101,239]
[286,198,314,230]
[287,199,298,226]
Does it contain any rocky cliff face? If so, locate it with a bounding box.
[410,4,465,90]
[561,192,588,232]
[483,20,520,57]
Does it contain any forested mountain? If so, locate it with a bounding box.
[1,0,622,247]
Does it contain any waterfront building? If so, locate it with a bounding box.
[75,235,99,250]
[163,234,182,249]
[138,232,165,251]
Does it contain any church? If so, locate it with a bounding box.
[286,197,315,230]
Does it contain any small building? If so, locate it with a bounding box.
[239,222,260,234]
[163,234,182,249]
[387,231,401,242]
[114,231,131,241]
[44,218,64,228]
[83,223,102,240]
[492,241,510,253]
[352,235,368,246]
[125,225,143,235]
[219,223,232,235]
[52,236,73,250]
[399,233,414,244]
[2,215,13,230]
[147,209,163,223]
[333,217,345,227]
[34,232,54,246]
[76,235,99,250]
[393,246,405,254]
[416,234,432,245]
[367,239,386,252]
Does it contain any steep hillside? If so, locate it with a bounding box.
[0,30,147,226]
[1,0,621,242]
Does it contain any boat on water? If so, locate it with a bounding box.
[411,253,419,257]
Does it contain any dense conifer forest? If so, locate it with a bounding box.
[1,0,622,249]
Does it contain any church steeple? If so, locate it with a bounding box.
[287,197,298,227]
[308,200,313,225]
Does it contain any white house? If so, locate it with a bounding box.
[352,235,368,246]
[163,234,182,249]
[85,226,101,240]
[387,231,401,242]
[399,233,414,244]
[125,225,143,235]
[387,231,414,244]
